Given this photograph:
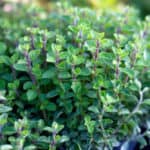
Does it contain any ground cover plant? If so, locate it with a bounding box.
[0,3,150,150]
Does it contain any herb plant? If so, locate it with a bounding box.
[0,4,150,150]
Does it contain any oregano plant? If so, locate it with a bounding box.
[0,3,150,150]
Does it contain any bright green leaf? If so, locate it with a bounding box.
[27,90,37,101]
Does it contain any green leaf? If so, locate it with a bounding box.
[37,136,50,143]
[71,81,81,94]
[134,79,142,90]
[74,67,81,75]
[121,68,134,78]
[23,81,32,90]
[46,53,55,63]
[59,135,69,143]
[85,40,96,52]
[144,49,150,61]
[143,87,149,93]
[84,115,96,135]
[24,145,36,150]
[103,119,113,125]
[43,127,53,133]
[2,126,16,135]
[52,121,64,133]
[129,83,139,91]
[0,80,5,89]
[120,51,129,59]
[0,56,11,65]
[119,109,130,115]
[0,145,13,150]
[42,69,55,79]
[106,94,118,104]
[0,113,8,125]
[99,52,114,65]
[0,104,12,113]
[0,42,7,54]
[74,56,85,65]
[32,65,42,79]
[52,43,62,52]
[88,106,99,113]
[58,72,71,79]
[47,90,58,98]
[29,50,40,60]
[76,143,82,150]
[86,90,97,98]
[27,90,37,101]
[13,60,28,72]
[0,94,7,102]
[56,61,67,69]
[80,68,91,76]
[46,102,56,111]
[142,99,150,105]
[44,122,64,134]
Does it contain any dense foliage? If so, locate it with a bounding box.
[131,0,150,16]
[0,4,150,150]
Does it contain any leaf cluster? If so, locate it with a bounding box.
[0,3,150,150]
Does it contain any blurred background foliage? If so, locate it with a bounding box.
[38,0,150,17]
[131,0,150,16]
[1,0,150,17]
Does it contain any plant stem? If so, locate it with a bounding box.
[124,48,137,83]
[49,132,56,150]
[24,51,48,121]
[41,34,47,68]
[30,34,35,50]
[97,88,112,149]
[24,51,36,85]
[11,65,19,97]
[99,109,112,150]
[112,91,144,136]
[116,55,120,80]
